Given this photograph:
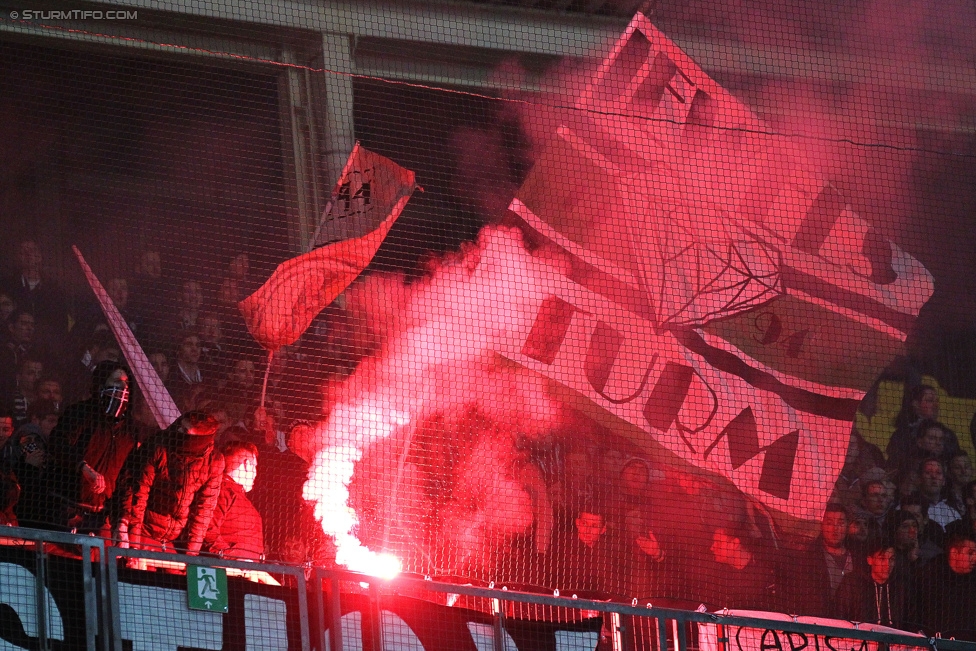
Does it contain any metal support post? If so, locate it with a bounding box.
[329,576,344,651]
[491,597,506,651]
[34,539,48,651]
[368,582,384,651]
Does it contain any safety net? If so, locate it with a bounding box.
[2,0,976,643]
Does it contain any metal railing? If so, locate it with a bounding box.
[3,526,976,651]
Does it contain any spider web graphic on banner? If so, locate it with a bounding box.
[497,13,935,520]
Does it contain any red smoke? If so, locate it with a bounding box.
[303,227,568,577]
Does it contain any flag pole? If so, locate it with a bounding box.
[260,349,273,409]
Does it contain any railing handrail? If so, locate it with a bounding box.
[4,525,976,651]
[314,568,976,651]
[1,524,108,548]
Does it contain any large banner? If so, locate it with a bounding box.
[499,13,934,520]
[698,610,923,651]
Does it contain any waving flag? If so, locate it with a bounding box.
[73,246,181,430]
[240,144,417,351]
[500,13,934,520]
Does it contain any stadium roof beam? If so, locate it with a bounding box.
[91,0,626,58]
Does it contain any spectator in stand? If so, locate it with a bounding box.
[919,458,961,529]
[203,440,263,560]
[198,312,226,378]
[892,466,922,514]
[697,523,779,611]
[887,385,960,471]
[834,430,886,509]
[217,357,260,425]
[252,422,312,562]
[852,480,893,547]
[147,351,170,387]
[47,361,136,533]
[834,540,908,628]
[0,409,14,465]
[35,377,63,412]
[176,280,203,333]
[215,275,252,352]
[63,330,122,404]
[1,240,69,358]
[264,343,324,427]
[911,534,976,639]
[128,394,161,445]
[0,292,15,325]
[107,278,138,335]
[0,470,18,526]
[214,423,250,448]
[117,410,224,555]
[7,358,44,427]
[4,311,37,367]
[0,410,13,440]
[889,420,953,477]
[26,398,60,442]
[945,480,976,539]
[75,277,139,341]
[884,509,932,578]
[218,275,241,309]
[249,420,328,563]
[549,507,622,597]
[0,292,16,393]
[155,279,205,351]
[946,451,973,516]
[786,503,859,617]
[170,332,205,410]
[7,425,56,530]
[128,250,166,348]
[228,252,256,298]
[618,458,674,599]
[899,492,945,551]
[0,311,48,399]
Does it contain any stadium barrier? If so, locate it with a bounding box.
[2,526,976,651]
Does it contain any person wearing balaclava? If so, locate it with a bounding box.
[46,360,136,532]
[116,410,224,555]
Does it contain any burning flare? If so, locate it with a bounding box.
[302,227,566,577]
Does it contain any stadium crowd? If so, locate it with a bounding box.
[2,238,976,640]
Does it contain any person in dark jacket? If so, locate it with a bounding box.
[46,360,136,532]
[911,534,976,639]
[784,503,860,616]
[886,386,960,467]
[203,440,263,560]
[7,425,58,529]
[834,540,909,628]
[117,410,224,554]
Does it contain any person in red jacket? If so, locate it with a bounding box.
[203,440,264,560]
[117,410,223,554]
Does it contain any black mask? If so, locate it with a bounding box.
[99,384,129,419]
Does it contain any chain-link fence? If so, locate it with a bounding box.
[2,0,976,645]
[6,526,976,651]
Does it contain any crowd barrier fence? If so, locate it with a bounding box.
[3,526,976,651]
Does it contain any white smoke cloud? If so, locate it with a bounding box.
[303,226,568,576]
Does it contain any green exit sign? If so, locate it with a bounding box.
[187,566,229,613]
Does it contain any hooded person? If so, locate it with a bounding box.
[6,423,57,530]
[202,440,264,560]
[833,539,909,628]
[116,410,224,554]
[46,360,136,532]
